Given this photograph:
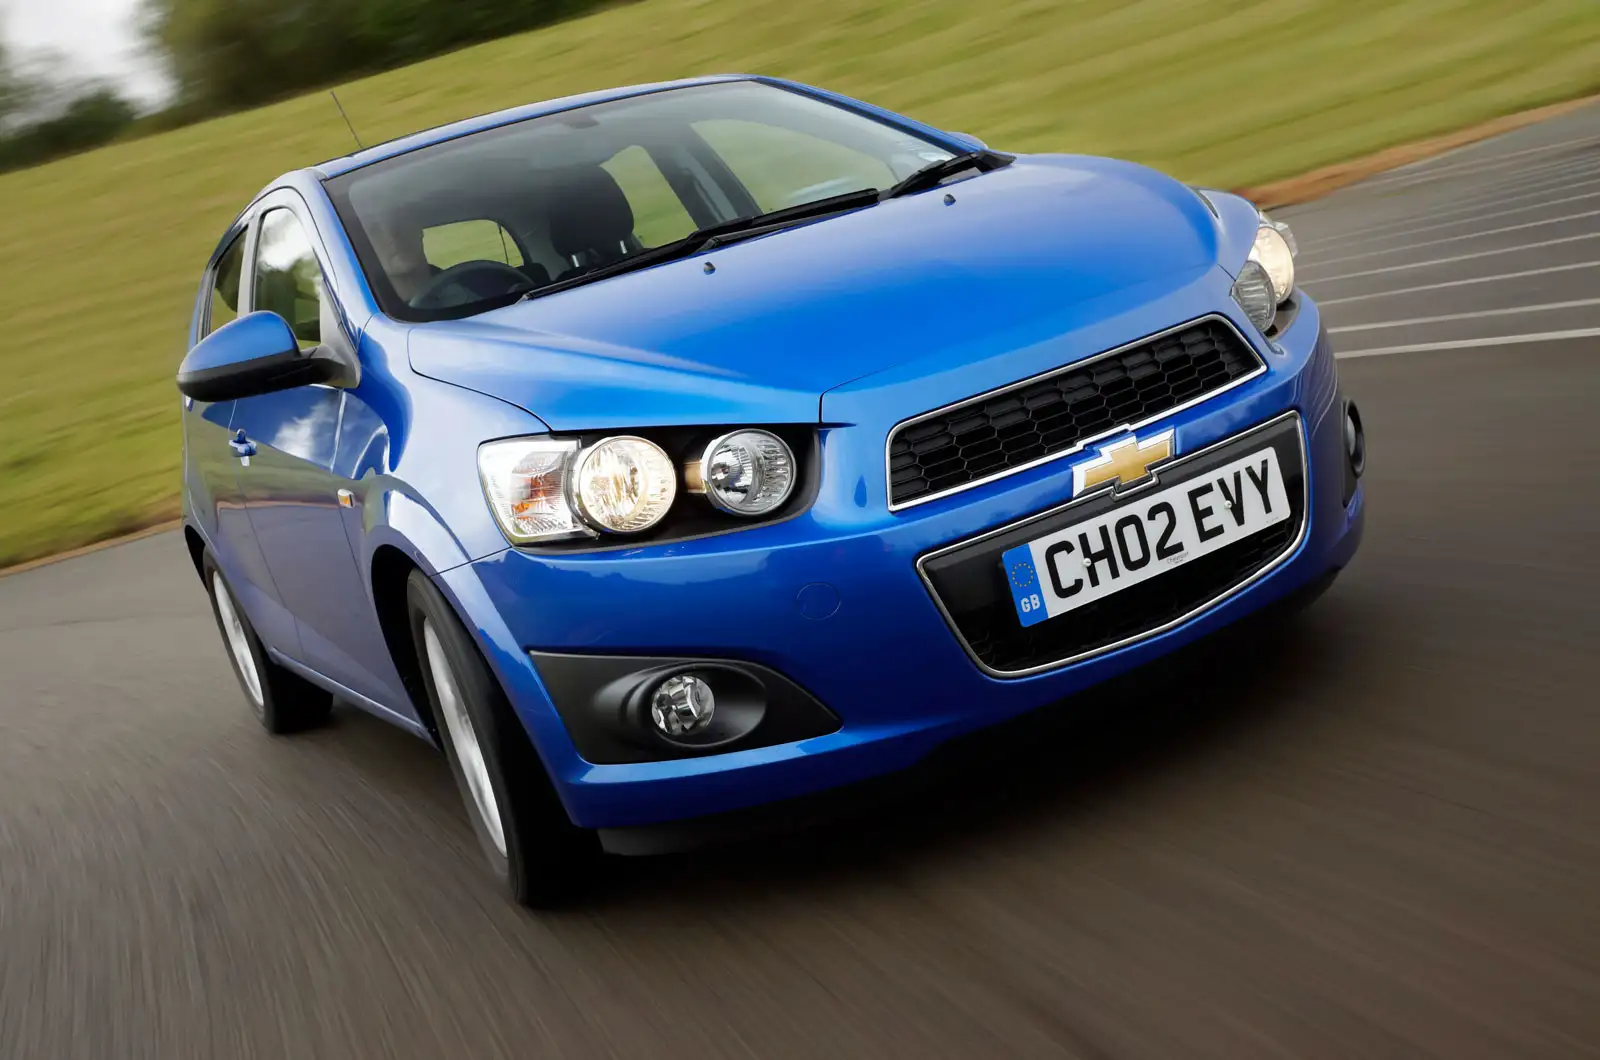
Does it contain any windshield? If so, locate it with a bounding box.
[324,81,956,321]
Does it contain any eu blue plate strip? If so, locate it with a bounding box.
[1002,544,1048,627]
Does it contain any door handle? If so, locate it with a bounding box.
[229,430,257,458]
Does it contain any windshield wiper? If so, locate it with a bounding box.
[881,150,1013,200]
[521,188,882,301]
[699,187,882,246]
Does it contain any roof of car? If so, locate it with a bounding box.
[311,74,753,179]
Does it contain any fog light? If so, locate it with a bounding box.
[650,674,715,737]
[1344,401,1366,478]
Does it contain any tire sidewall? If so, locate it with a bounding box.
[406,572,544,893]
[202,554,273,724]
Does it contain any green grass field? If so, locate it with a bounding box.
[1,0,1597,567]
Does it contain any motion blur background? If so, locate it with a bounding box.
[0,0,1595,568]
[4,3,1600,1058]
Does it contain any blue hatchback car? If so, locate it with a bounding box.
[178,75,1365,903]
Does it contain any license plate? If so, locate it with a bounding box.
[1002,446,1290,627]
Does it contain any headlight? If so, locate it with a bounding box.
[1252,221,1296,303]
[1231,260,1278,334]
[571,435,677,533]
[479,428,805,546]
[479,434,677,542]
[1232,213,1297,333]
[692,429,797,516]
[477,437,588,544]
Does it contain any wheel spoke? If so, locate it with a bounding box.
[422,620,507,857]
[212,573,264,713]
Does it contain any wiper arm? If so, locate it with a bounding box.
[522,188,882,301]
[696,187,883,249]
[881,150,1013,200]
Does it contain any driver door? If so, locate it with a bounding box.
[231,194,406,711]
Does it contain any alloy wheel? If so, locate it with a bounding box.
[212,572,264,714]
[422,618,508,857]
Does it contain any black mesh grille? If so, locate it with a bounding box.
[888,318,1262,507]
[917,414,1304,675]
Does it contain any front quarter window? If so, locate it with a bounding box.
[204,233,247,338]
[254,209,325,349]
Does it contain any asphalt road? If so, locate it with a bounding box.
[4,105,1600,1059]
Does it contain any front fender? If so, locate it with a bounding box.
[1199,188,1264,278]
[361,489,485,577]
[344,317,543,580]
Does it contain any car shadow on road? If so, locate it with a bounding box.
[306,583,1365,915]
[583,585,1366,910]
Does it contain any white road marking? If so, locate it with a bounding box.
[1289,165,1600,248]
[1367,134,1600,181]
[1328,299,1600,334]
[1313,260,1600,305]
[1357,135,1600,189]
[1305,232,1600,284]
[1332,161,1595,211]
[1336,329,1600,359]
[1298,187,1600,257]
[1300,208,1600,268]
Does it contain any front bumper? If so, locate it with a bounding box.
[436,296,1363,829]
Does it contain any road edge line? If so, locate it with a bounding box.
[0,519,184,580]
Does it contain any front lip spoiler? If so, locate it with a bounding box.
[914,409,1310,679]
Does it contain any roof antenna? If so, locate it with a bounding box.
[329,90,364,151]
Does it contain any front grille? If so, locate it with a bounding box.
[888,317,1263,508]
[917,413,1305,676]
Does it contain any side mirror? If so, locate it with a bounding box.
[948,131,988,151]
[176,311,350,402]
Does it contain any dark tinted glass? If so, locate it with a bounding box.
[205,233,247,337]
[325,81,951,322]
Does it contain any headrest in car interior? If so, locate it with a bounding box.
[546,166,635,260]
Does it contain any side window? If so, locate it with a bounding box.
[602,145,697,248]
[254,209,325,350]
[693,119,897,213]
[422,219,525,270]
[204,233,247,338]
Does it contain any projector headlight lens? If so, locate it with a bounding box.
[696,430,797,516]
[1231,259,1277,334]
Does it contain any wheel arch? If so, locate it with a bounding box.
[370,543,442,744]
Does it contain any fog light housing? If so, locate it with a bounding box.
[1344,400,1366,478]
[650,674,715,737]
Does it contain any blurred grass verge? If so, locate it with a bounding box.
[2,0,1597,568]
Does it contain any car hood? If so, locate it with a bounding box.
[408,155,1227,431]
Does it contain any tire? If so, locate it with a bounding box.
[203,554,332,734]
[405,570,599,906]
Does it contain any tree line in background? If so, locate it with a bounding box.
[0,45,139,173]
[149,0,598,112]
[0,0,600,174]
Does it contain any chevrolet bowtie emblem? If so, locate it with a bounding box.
[1072,430,1175,496]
